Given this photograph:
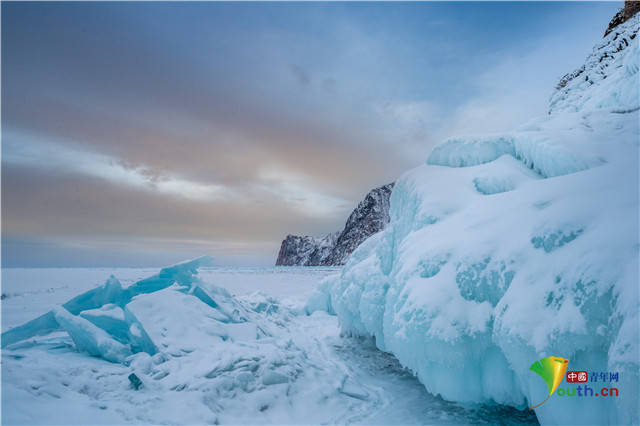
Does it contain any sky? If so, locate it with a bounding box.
[1,1,622,267]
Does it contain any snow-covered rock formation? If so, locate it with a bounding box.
[276,183,394,266]
[307,11,639,426]
[604,1,640,37]
[275,232,339,266]
[551,5,639,115]
[324,183,395,266]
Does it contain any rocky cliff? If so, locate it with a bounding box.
[276,183,394,266]
[275,232,339,266]
[550,4,638,115]
[604,1,640,37]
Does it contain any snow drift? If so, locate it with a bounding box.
[308,16,639,426]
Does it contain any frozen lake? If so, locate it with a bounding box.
[1,266,537,425]
[2,267,339,331]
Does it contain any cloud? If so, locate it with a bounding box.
[289,64,311,86]
[1,164,341,250]
[322,78,337,93]
[256,166,350,218]
[3,131,233,203]
[1,1,618,266]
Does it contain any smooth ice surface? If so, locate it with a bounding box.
[1,266,536,425]
[53,306,133,363]
[311,17,639,426]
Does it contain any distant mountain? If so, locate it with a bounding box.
[275,232,339,266]
[276,183,394,266]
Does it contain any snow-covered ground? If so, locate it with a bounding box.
[1,266,335,330]
[1,264,536,425]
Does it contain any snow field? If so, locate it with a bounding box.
[2,264,537,424]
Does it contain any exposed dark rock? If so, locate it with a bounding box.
[550,10,639,115]
[322,183,394,266]
[275,232,339,266]
[128,373,143,390]
[604,1,640,37]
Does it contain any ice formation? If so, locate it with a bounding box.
[2,256,218,353]
[1,258,351,423]
[0,257,306,365]
[7,264,538,425]
[308,16,639,426]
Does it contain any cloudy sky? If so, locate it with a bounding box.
[2,1,620,267]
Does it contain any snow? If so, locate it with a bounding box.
[426,115,611,179]
[427,135,516,168]
[2,264,536,425]
[311,17,639,426]
[550,18,639,114]
[1,266,335,330]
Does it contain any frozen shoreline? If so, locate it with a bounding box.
[2,266,536,425]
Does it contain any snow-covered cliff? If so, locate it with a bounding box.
[551,6,639,115]
[276,183,394,266]
[275,232,339,266]
[308,11,639,426]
